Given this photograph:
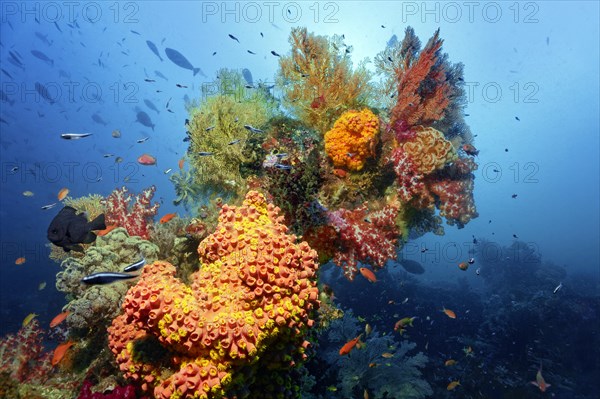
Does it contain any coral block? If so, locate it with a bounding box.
[400,126,457,175]
[108,191,320,399]
[325,109,380,171]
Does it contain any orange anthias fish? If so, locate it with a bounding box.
[178,157,185,170]
[160,213,177,224]
[447,380,460,391]
[137,153,157,165]
[97,225,118,236]
[531,364,551,392]
[50,310,70,328]
[339,334,363,355]
[52,341,75,366]
[359,267,377,283]
[57,188,69,201]
[15,257,26,265]
[442,307,457,319]
[444,359,457,366]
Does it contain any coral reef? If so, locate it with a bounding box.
[324,109,380,172]
[398,126,457,175]
[0,320,51,383]
[63,194,107,221]
[278,27,372,133]
[327,203,400,280]
[108,191,320,398]
[56,227,159,329]
[102,186,160,239]
[186,69,279,200]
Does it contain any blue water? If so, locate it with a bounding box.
[0,2,598,398]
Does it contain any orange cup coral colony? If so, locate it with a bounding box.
[108,191,320,399]
[324,108,380,171]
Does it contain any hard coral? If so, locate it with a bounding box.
[102,186,160,239]
[108,191,320,399]
[325,109,380,172]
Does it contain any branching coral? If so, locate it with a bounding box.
[278,27,373,133]
[324,109,380,172]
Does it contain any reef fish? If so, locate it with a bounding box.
[60,133,92,140]
[146,40,163,61]
[339,334,362,355]
[359,267,377,283]
[57,187,69,201]
[531,365,551,392]
[135,111,155,130]
[52,341,75,366]
[394,317,415,335]
[50,311,70,328]
[137,153,156,165]
[123,258,146,272]
[47,206,106,252]
[165,47,202,76]
[31,49,54,65]
[144,99,160,114]
[81,271,139,285]
[242,68,253,86]
[447,381,460,391]
[442,307,456,319]
[398,259,425,274]
[22,313,37,327]
[159,213,177,224]
[15,257,26,265]
[458,262,469,271]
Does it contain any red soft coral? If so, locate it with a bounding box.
[102,186,160,239]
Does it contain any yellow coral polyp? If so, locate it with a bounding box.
[325,109,380,171]
[401,126,457,174]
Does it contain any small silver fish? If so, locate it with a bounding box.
[197,151,214,156]
[274,163,292,170]
[137,137,150,143]
[123,258,146,272]
[476,268,481,275]
[164,168,172,174]
[41,203,58,210]
[103,153,114,158]
[553,282,562,294]
[81,271,139,285]
[275,153,288,158]
[10,166,19,173]
[228,139,242,145]
[61,133,93,140]
[243,124,263,133]
[468,258,475,264]
[205,126,215,132]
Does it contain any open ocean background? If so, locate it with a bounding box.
[0,2,598,398]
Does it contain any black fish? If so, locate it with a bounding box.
[47,206,106,252]
[212,51,217,56]
[144,99,160,114]
[247,50,256,55]
[92,114,107,126]
[511,194,518,198]
[81,272,138,285]
[271,50,280,57]
[398,259,425,275]
[165,47,202,76]
[146,40,163,61]
[515,116,520,121]
[31,50,53,65]
[228,34,239,43]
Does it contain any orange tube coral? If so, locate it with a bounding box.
[324,109,380,171]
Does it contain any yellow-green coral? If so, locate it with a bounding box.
[401,126,457,174]
[63,193,106,220]
[278,27,373,134]
[187,69,278,200]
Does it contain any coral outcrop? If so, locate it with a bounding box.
[108,191,320,399]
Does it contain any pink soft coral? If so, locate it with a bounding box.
[102,186,159,239]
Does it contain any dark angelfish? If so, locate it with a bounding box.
[146,40,163,62]
[47,206,106,252]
